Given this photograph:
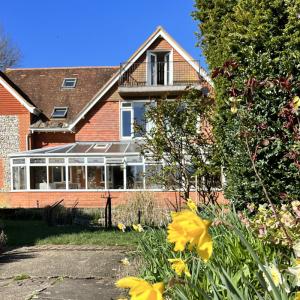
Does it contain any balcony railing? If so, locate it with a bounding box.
[119,60,201,88]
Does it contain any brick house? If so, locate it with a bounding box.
[0,26,224,208]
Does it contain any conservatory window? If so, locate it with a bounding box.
[87,166,105,189]
[68,166,86,189]
[107,165,124,189]
[12,166,27,190]
[30,166,47,190]
[126,165,144,189]
[48,166,66,190]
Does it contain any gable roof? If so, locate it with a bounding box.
[0,71,39,115]
[69,26,212,131]
[5,66,118,129]
[3,26,211,132]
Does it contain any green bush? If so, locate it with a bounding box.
[193,0,300,207]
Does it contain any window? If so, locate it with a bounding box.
[51,107,68,118]
[107,165,124,189]
[30,158,46,164]
[121,101,151,138]
[87,166,105,189]
[30,166,47,190]
[49,166,66,189]
[147,51,172,86]
[126,165,144,189]
[62,78,77,88]
[12,166,27,190]
[68,166,86,189]
[122,110,132,138]
[12,158,25,165]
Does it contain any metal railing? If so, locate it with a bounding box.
[119,60,200,87]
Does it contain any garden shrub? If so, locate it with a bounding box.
[239,201,300,246]
[193,0,300,207]
[114,191,171,227]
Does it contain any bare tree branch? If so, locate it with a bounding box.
[0,26,20,71]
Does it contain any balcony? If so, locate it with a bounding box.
[118,60,202,96]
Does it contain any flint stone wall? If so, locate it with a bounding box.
[0,115,20,191]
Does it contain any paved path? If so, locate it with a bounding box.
[0,246,135,300]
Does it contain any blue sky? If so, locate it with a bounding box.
[0,0,206,69]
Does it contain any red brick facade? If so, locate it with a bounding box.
[76,97,120,142]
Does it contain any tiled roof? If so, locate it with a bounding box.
[4,66,119,129]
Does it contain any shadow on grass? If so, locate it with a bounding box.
[1,219,140,249]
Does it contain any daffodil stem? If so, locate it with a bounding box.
[245,137,293,246]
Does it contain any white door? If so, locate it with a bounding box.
[164,52,170,85]
[148,53,157,86]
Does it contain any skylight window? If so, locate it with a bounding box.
[94,144,108,149]
[62,78,77,88]
[51,107,68,118]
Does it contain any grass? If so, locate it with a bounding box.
[14,274,31,281]
[2,220,140,247]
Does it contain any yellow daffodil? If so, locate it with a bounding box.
[116,277,164,300]
[231,104,238,114]
[186,198,197,212]
[118,223,126,232]
[295,291,300,300]
[121,257,130,266]
[262,264,282,291]
[168,258,191,277]
[293,96,300,111]
[167,210,213,262]
[132,224,144,232]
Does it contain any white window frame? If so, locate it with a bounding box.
[146,50,173,86]
[51,107,68,119]
[62,78,77,89]
[120,100,153,140]
[11,154,222,193]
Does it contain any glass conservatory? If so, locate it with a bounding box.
[10,142,163,191]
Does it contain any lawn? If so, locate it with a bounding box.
[1,220,140,247]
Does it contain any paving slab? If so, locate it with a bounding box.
[0,246,135,300]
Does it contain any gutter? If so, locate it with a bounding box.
[30,127,74,133]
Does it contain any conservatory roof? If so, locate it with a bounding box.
[10,142,143,157]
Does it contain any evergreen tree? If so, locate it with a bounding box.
[193,0,300,207]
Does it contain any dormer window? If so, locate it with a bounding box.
[51,107,68,118]
[62,78,77,88]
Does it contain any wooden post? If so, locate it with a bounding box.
[104,192,112,229]
[108,194,112,228]
[138,210,142,224]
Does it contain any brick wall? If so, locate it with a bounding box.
[32,132,75,149]
[0,190,227,208]
[75,94,120,142]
